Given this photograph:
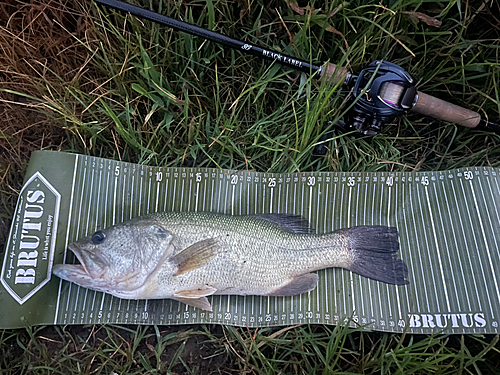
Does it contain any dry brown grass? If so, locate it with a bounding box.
[0,0,98,243]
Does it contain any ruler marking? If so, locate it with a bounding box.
[55,155,79,323]
[410,184,431,311]
[217,177,225,212]
[340,182,347,317]
[180,178,185,212]
[203,178,207,212]
[105,163,113,317]
[470,179,499,316]
[187,173,192,212]
[278,184,281,214]
[156,175,160,212]
[484,174,500,323]
[121,172,125,222]
[433,181,463,310]
[478,175,500,266]
[424,185,451,311]
[195,181,200,212]
[211,178,214,212]
[81,289,88,315]
[130,175,135,220]
[487,173,500,231]
[172,179,177,211]
[147,172,151,214]
[386,180,401,322]
[95,165,106,318]
[308,185,312,223]
[239,175,242,215]
[292,181,297,312]
[316,182,321,312]
[255,183,258,214]
[99,290,106,312]
[163,173,169,211]
[390,182,402,321]
[348,185,356,314]
[368,181,374,321]
[308,185,313,313]
[139,169,143,215]
[270,185,273,214]
[86,168,95,235]
[355,182,365,320]
[104,164,110,227]
[458,177,493,317]
[441,181,471,310]
[450,177,482,314]
[78,165,96,317]
[324,182,329,314]
[416,182,440,311]
[68,159,87,316]
[300,182,305,313]
[402,182,419,309]
[378,183,385,318]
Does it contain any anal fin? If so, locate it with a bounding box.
[172,285,217,311]
[172,296,213,312]
[174,285,217,298]
[266,273,319,296]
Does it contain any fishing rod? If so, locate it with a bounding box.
[93,0,500,138]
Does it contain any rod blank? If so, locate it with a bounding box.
[93,0,498,132]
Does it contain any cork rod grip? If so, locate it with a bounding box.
[412,91,481,128]
[320,63,350,86]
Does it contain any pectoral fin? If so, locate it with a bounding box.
[172,238,218,276]
[172,296,213,311]
[266,273,319,296]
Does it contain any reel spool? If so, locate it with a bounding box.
[343,61,418,135]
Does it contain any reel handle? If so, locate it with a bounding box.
[412,92,481,128]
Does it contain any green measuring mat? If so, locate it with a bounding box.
[2,151,500,333]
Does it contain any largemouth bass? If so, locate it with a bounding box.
[53,212,408,311]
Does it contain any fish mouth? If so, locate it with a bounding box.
[52,243,108,288]
[67,243,89,273]
[52,262,101,289]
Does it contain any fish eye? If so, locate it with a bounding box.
[91,231,106,245]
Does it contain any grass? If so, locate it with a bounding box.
[1,0,500,373]
[0,324,499,373]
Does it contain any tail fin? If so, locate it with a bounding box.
[346,226,409,285]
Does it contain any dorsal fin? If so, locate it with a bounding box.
[253,214,313,234]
